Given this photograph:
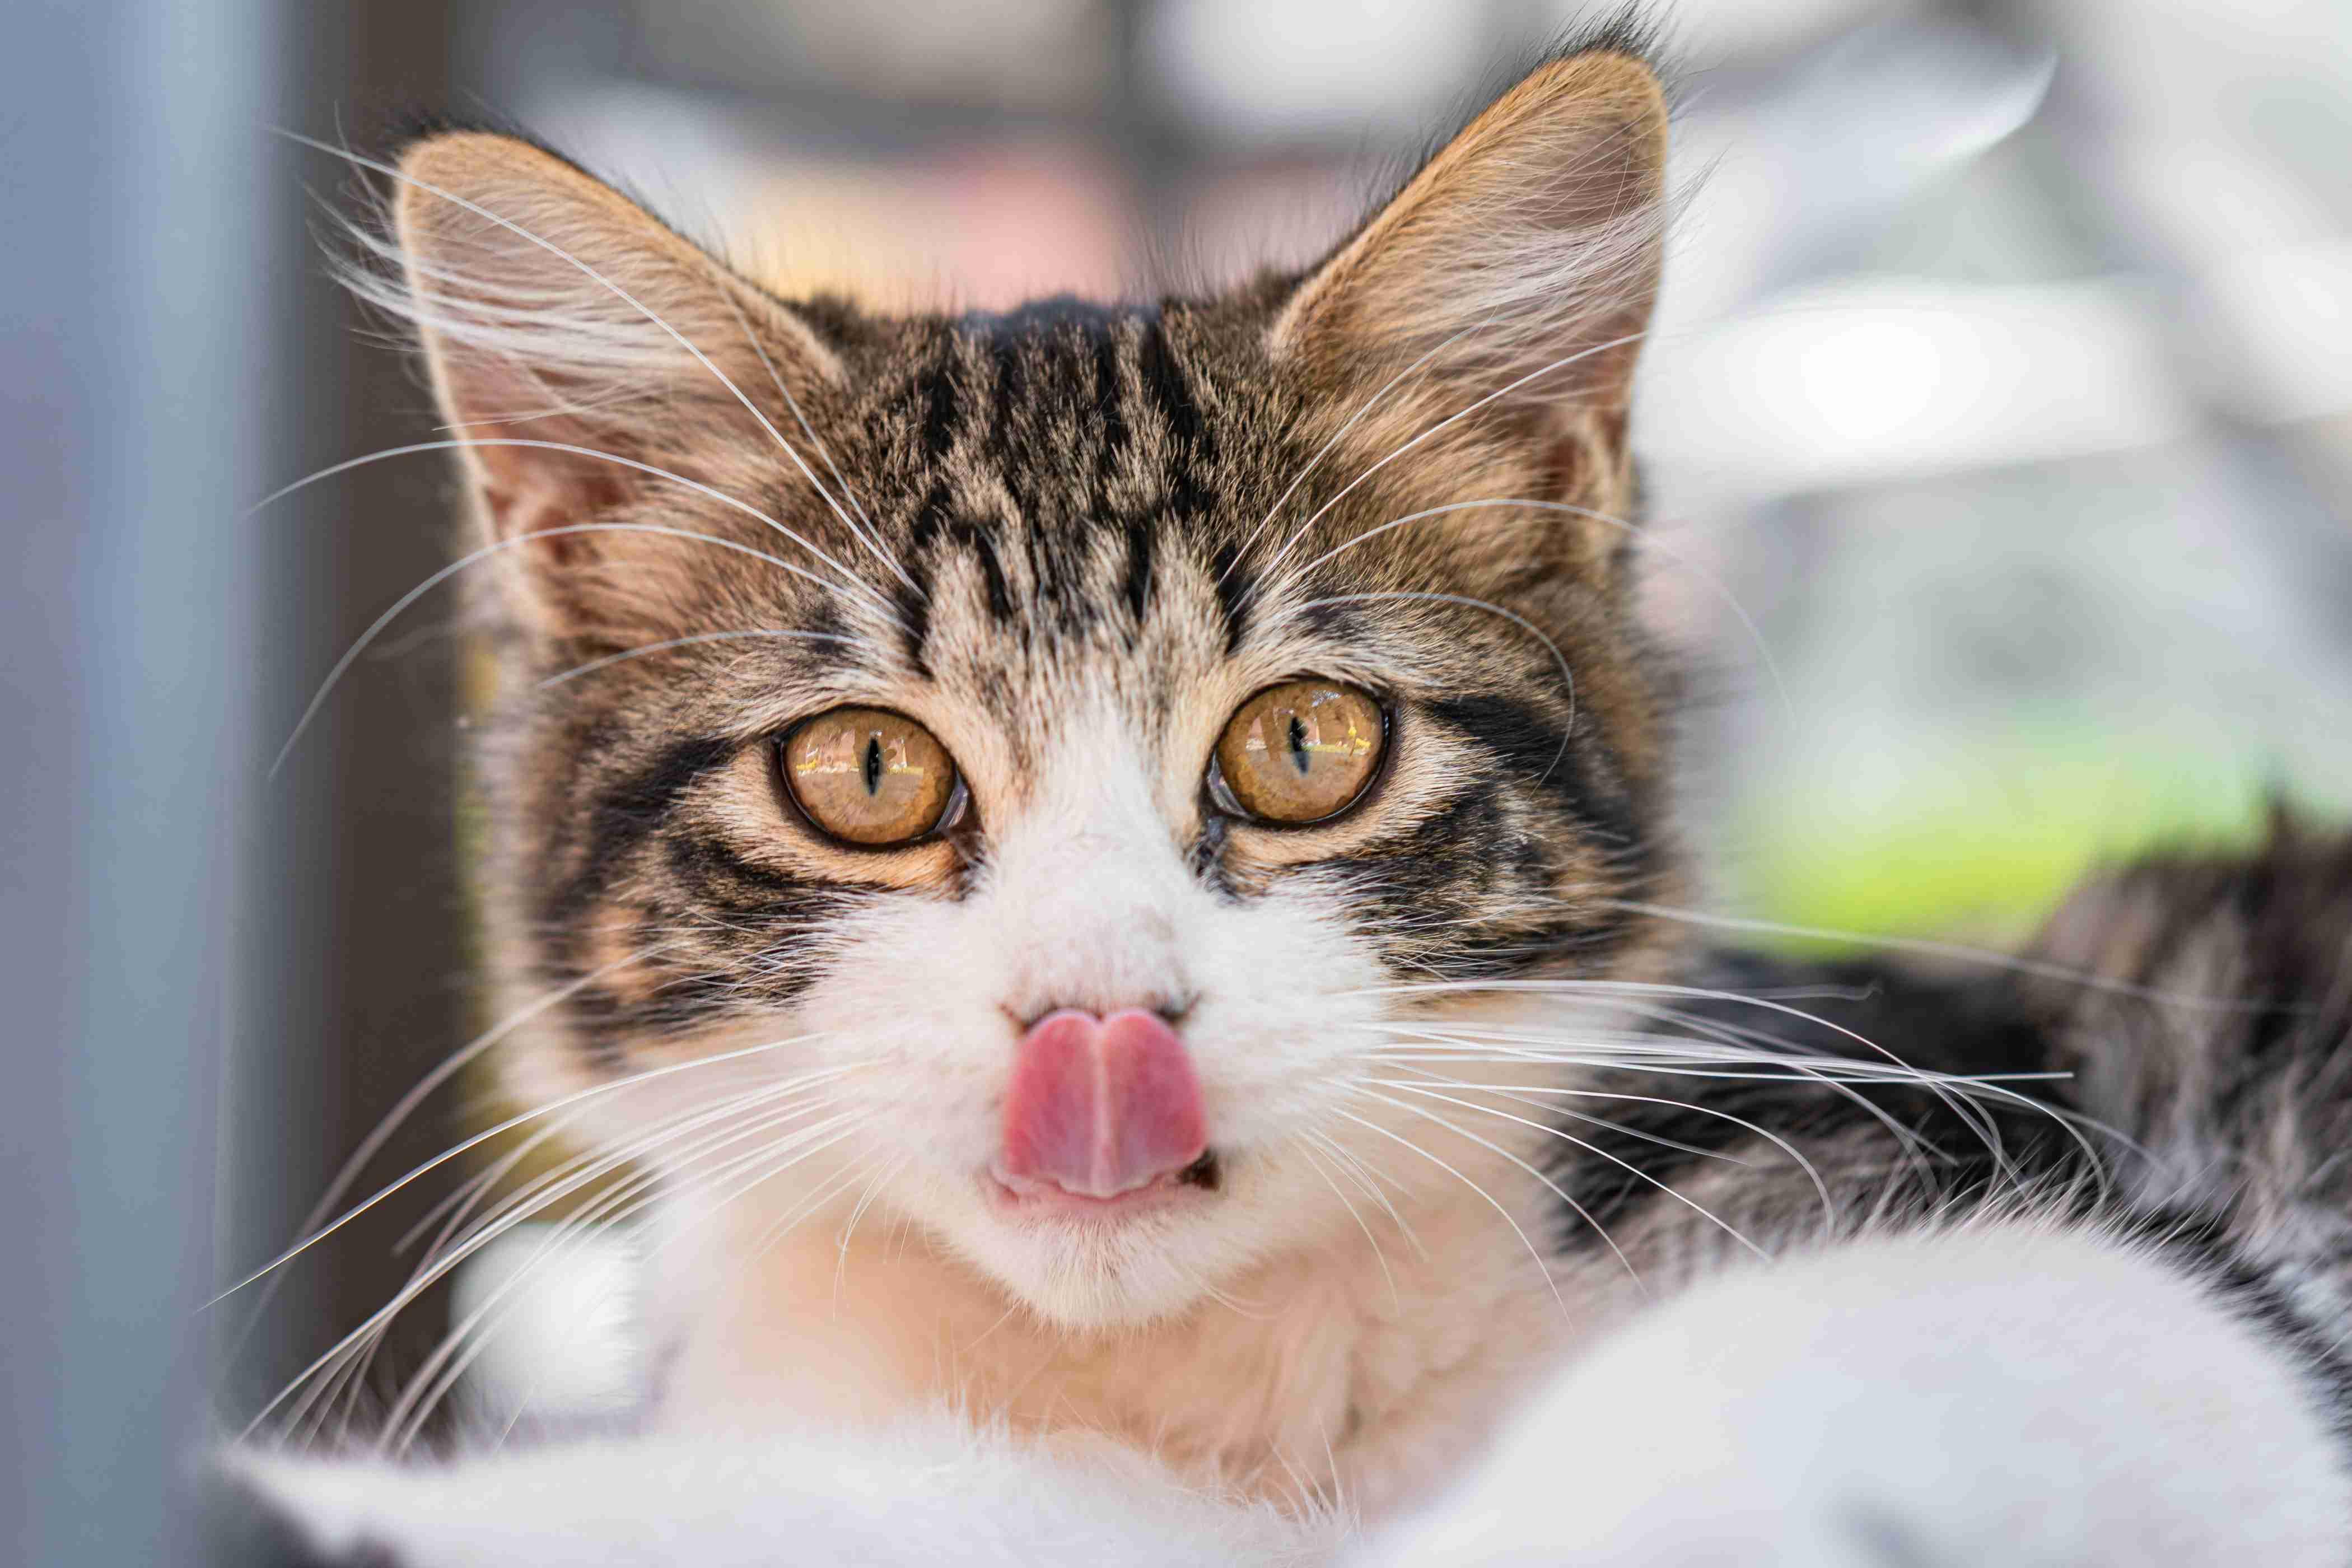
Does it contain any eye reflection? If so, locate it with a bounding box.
[782,707,958,846]
[1214,681,1385,824]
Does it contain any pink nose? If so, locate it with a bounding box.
[998,1009,1208,1200]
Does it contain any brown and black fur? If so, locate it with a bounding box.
[391,44,1686,1085]
[1528,820,2352,1432]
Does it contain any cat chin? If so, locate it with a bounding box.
[949,1196,1236,1330]
[909,1160,1301,1331]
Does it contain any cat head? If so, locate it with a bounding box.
[381,33,1684,1328]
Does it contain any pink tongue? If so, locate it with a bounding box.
[999,1010,1207,1200]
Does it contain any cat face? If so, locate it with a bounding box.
[387,44,1682,1327]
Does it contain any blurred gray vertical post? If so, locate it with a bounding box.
[223,0,468,1444]
[1,1,280,1565]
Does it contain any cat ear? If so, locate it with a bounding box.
[1271,44,1669,508]
[375,132,841,627]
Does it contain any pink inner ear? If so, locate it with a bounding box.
[1000,1010,1207,1200]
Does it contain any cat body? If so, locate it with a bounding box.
[237,19,2352,1564]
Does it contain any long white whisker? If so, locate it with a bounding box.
[1325,1104,1580,1315]
[1363,1024,1944,1166]
[1364,976,2004,1150]
[536,628,862,690]
[1350,1086,1645,1292]
[1290,1135,1401,1312]
[282,1071,847,1444]
[286,132,900,595]
[1221,326,1477,580]
[1301,1126,1430,1263]
[1271,496,1791,724]
[1603,898,2292,1014]
[738,1140,888,1266]
[1369,1006,2107,1191]
[407,1066,847,1283]
[832,1152,907,1309]
[1262,329,1649,570]
[297,1079,856,1447]
[1376,1066,1744,1169]
[1373,1067,1836,1222]
[251,436,887,610]
[222,944,673,1371]
[207,1042,851,1306]
[393,1111,577,1260]
[713,281,911,590]
[1380,1080,1768,1260]
[261,512,873,780]
[475,1118,877,1459]
[1275,590,1576,782]
[378,1099,863,1453]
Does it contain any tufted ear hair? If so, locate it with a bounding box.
[359,131,845,632]
[1270,42,1670,514]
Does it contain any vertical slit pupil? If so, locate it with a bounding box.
[862,735,883,795]
[1287,714,1309,775]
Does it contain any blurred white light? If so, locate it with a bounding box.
[1597,0,1916,62]
[452,1223,641,1425]
[1789,306,1973,448]
[1642,276,2195,495]
[2202,237,2352,424]
[1144,0,1491,139]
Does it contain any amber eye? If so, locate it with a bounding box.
[780,707,961,847]
[1212,680,1387,825]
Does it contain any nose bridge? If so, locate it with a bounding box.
[988,716,1197,1016]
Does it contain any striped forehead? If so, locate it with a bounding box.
[874,301,1253,688]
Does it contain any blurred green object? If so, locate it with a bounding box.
[1739,730,2294,953]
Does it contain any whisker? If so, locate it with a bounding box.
[1362,1025,1949,1169]
[288,131,903,596]
[258,510,878,780]
[222,944,674,1371]
[1367,1008,2113,1199]
[1371,1066,1836,1223]
[1324,1104,1581,1315]
[1378,1080,1768,1260]
[394,1112,582,1261]
[251,435,888,605]
[1376,1066,1747,1168]
[1348,1086,1645,1292]
[207,1040,852,1306]
[1301,1126,1430,1263]
[380,1098,864,1453]
[1260,329,1650,570]
[282,1072,845,1445]
[1220,325,1476,580]
[737,1138,888,1266]
[312,1083,857,1448]
[832,1152,908,1309]
[1361,977,2038,1170]
[713,279,913,592]
[1290,1135,1401,1312]
[1603,898,2298,1015]
[1268,496,1791,724]
[407,1067,845,1284]
[1273,590,1576,780]
[536,628,864,690]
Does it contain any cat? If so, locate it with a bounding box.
[230,17,2352,1565]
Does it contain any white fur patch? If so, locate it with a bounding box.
[235,1225,2352,1565]
[231,1413,1343,1567]
[1362,1223,2352,1565]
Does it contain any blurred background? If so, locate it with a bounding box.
[6,0,2349,1560]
